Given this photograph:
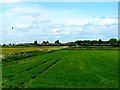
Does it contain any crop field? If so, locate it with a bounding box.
[1,46,66,56]
[2,47,119,88]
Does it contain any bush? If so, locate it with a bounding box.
[2,51,44,63]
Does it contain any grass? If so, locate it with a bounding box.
[2,48,119,88]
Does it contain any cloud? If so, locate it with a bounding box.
[1,3,118,44]
[98,17,117,26]
[3,16,118,43]
[12,24,31,29]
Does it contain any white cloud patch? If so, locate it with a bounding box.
[11,24,31,30]
[1,3,118,44]
[98,18,117,26]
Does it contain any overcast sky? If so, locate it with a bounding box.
[1,2,118,44]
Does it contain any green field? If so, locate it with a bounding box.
[2,47,119,88]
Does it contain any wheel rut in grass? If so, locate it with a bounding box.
[22,50,65,73]
[2,50,55,66]
[3,50,61,79]
[23,58,54,72]
[18,58,61,88]
[19,52,70,88]
[3,55,54,80]
[3,50,70,88]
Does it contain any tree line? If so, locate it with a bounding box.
[1,38,120,47]
[31,38,120,46]
[74,38,120,46]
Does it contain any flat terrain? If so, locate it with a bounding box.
[1,46,66,56]
[2,48,118,88]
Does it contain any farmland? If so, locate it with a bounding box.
[1,46,66,56]
[2,46,119,88]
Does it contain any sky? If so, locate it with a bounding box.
[0,0,119,2]
[0,2,118,44]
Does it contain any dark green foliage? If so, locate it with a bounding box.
[2,38,120,47]
[109,38,117,46]
[34,40,38,45]
[98,39,102,45]
[55,40,60,44]
[74,38,119,46]
[2,44,7,47]
[2,51,44,63]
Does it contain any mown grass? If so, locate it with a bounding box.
[2,50,65,88]
[2,49,119,88]
[24,50,118,88]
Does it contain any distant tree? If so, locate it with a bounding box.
[118,39,120,45]
[12,43,15,46]
[46,41,49,44]
[42,41,49,44]
[43,41,46,44]
[91,40,98,46]
[75,41,81,45]
[2,44,6,47]
[43,41,45,43]
[98,39,102,45]
[55,40,60,44]
[87,40,92,46]
[83,40,87,45]
[67,42,75,46]
[92,40,98,43]
[9,43,12,46]
[109,38,117,46]
[34,40,38,45]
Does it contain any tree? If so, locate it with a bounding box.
[46,41,49,44]
[75,41,81,45]
[98,39,102,45]
[55,40,60,44]
[2,44,6,47]
[9,43,12,46]
[43,41,46,44]
[118,39,120,45]
[109,38,117,46]
[91,40,98,46]
[42,41,49,44]
[34,40,38,45]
